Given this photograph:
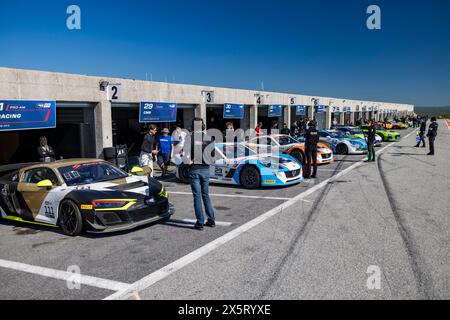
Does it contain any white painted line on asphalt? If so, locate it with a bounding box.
[0,259,130,292]
[169,191,291,201]
[104,130,417,300]
[173,219,233,227]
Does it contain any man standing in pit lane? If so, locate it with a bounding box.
[427,117,439,156]
[366,120,377,162]
[188,118,216,230]
[415,120,426,148]
[139,124,158,177]
[304,120,319,179]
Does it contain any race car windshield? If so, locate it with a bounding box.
[277,136,299,145]
[330,131,348,138]
[219,145,256,159]
[58,162,128,186]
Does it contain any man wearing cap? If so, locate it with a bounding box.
[156,128,174,176]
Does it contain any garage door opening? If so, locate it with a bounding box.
[0,104,96,166]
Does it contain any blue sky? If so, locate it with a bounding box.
[1,0,449,106]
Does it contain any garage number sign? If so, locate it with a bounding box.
[296,105,307,116]
[0,100,56,131]
[139,102,177,123]
[268,105,283,118]
[223,103,244,119]
[107,84,122,101]
[344,107,351,114]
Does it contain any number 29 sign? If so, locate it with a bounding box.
[139,102,178,123]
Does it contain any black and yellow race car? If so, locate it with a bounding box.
[0,159,174,236]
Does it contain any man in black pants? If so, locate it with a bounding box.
[415,120,426,148]
[304,120,319,179]
[366,120,376,162]
[427,117,438,155]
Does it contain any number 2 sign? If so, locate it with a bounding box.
[107,84,122,101]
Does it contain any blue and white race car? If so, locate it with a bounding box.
[175,143,303,189]
[335,126,383,147]
[319,130,368,155]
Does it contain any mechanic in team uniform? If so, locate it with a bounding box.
[427,117,438,156]
[366,120,377,162]
[188,118,216,230]
[304,120,319,179]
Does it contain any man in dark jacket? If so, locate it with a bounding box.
[415,120,426,148]
[304,120,320,179]
[188,118,216,230]
[427,117,438,155]
[366,120,377,162]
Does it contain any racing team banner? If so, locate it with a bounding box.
[268,105,283,118]
[296,105,307,116]
[0,100,56,132]
[139,102,177,123]
[223,103,244,119]
[316,105,328,113]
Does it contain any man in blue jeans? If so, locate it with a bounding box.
[188,118,216,230]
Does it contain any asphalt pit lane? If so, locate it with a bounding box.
[131,237,144,242]
[214,206,231,211]
[14,228,41,235]
[31,241,53,249]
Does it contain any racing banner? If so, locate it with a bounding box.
[316,105,328,113]
[223,103,244,119]
[268,105,283,118]
[139,102,177,123]
[0,100,56,132]
[332,106,340,114]
[296,105,307,116]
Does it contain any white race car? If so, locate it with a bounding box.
[175,143,303,189]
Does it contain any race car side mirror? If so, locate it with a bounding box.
[36,179,53,189]
[131,166,144,173]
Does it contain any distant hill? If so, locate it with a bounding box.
[415,106,450,118]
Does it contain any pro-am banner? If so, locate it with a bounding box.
[296,105,307,116]
[223,103,244,119]
[139,102,177,123]
[0,100,56,131]
[268,105,282,118]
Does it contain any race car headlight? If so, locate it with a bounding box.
[91,200,130,209]
[259,159,274,168]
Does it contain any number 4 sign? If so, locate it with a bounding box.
[107,84,122,101]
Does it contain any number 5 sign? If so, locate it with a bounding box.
[107,84,122,101]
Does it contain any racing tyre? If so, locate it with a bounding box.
[240,165,261,189]
[290,150,305,165]
[178,164,191,184]
[59,199,83,236]
[336,144,348,155]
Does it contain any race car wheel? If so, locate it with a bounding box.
[290,150,305,165]
[178,164,191,184]
[336,144,348,155]
[240,165,261,189]
[59,199,83,237]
